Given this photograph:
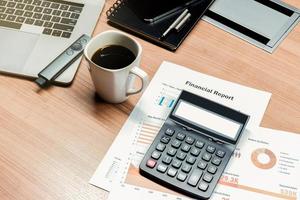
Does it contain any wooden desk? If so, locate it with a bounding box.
[0,0,299,199]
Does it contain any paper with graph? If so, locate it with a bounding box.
[90,61,279,199]
[106,128,300,200]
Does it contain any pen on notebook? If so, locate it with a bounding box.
[175,13,191,32]
[160,9,189,39]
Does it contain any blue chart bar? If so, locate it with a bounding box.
[168,99,175,108]
[159,97,165,106]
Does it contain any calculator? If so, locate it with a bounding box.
[139,90,249,199]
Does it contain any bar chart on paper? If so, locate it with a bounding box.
[155,87,178,109]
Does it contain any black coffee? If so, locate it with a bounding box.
[91,45,136,70]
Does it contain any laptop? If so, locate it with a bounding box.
[0,0,105,85]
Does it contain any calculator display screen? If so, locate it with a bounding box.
[173,101,241,140]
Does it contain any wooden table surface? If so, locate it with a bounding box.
[0,0,299,199]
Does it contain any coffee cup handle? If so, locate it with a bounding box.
[126,67,149,96]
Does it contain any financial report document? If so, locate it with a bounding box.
[90,61,279,199]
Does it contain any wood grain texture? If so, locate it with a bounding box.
[0,0,299,199]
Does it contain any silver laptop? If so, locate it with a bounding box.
[0,0,105,84]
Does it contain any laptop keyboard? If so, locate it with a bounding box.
[0,0,84,38]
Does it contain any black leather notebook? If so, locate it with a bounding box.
[106,0,215,51]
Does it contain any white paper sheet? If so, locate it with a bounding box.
[90,61,272,197]
[107,128,300,200]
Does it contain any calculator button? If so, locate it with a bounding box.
[167,148,177,156]
[203,173,213,183]
[151,151,161,160]
[207,165,217,174]
[187,169,203,187]
[162,156,173,164]
[216,150,226,158]
[186,156,196,165]
[185,136,195,144]
[172,159,182,168]
[176,151,187,160]
[181,143,191,152]
[195,140,205,149]
[157,164,168,173]
[161,136,171,144]
[190,147,201,156]
[167,168,177,177]
[171,139,181,148]
[176,132,186,141]
[177,172,187,182]
[202,152,212,162]
[206,145,216,154]
[198,181,209,191]
[156,143,166,151]
[165,128,175,136]
[212,157,222,166]
[197,160,207,170]
[181,163,192,173]
[146,159,156,168]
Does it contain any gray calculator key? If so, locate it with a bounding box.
[167,168,177,177]
[161,136,170,144]
[167,147,177,156]
[198,181,209,191]
[176,132,185,140]
[151,151,161,160]
[197,160,207,170]
[177,172,187,182]
[176,151,186,160]
[195,140,205,148]
[181,163,192,173]
[186,156,196,165]
[190,147,201,156]
[172,159,182,168]
[171,139,181,148]
[162,155,172,164]
[165,128,175,136]
[212,157,222,166]
[216,150,226,158]
[156,143,166,151]
[206,145,216,153]
[207,165,217,174]
[181,143,191,152]
[202,152,212,161]
[157,164,168,173]
[185,136,195,144]
[203,173,213,183]
[187,169,203,186]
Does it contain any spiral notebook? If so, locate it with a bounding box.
[106,0,215,51]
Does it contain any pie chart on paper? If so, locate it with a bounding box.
[251,148,277,170]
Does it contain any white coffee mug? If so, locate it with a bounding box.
[84,30,149,103]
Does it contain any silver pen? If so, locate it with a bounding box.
[175,13,191,32]
[160,9,189,39]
